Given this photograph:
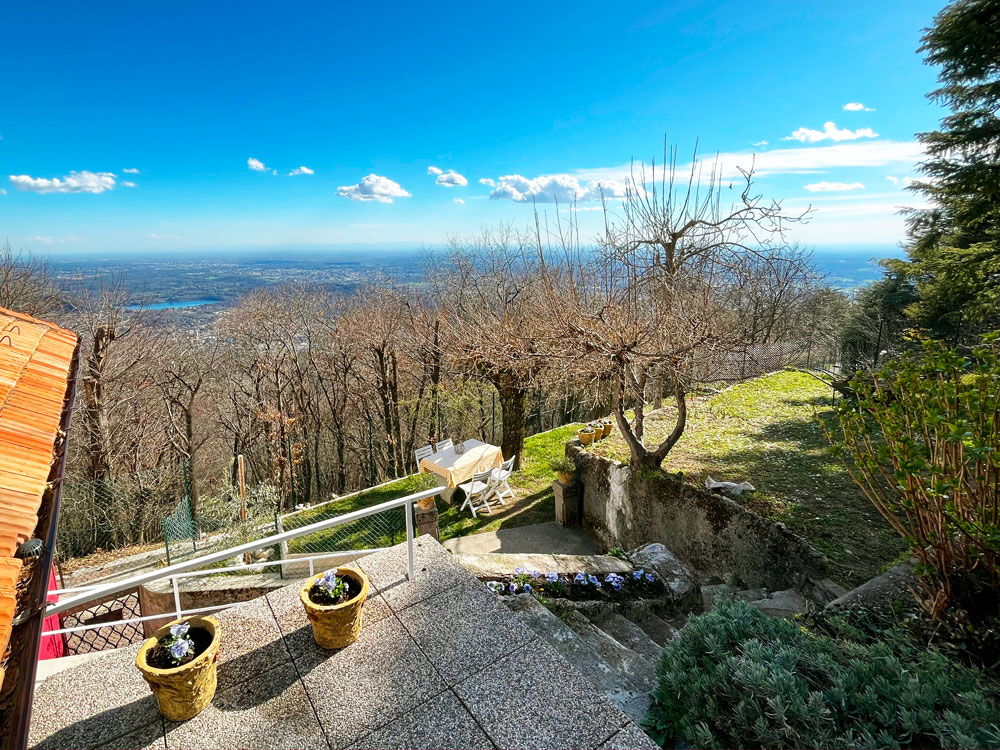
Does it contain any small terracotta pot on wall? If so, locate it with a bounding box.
[300,566,370,649]
[577,429,596,445]
[600,421,613,438]
[136,616,221,721]
[556,471,575,484]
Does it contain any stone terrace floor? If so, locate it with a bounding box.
[29,537,658,749]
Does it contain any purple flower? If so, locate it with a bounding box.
[574,572,587,584]
[633,569,644,580]
[645,572,655,583]
[546,572,559,583]
[514,567,526,575]
[170,638,192,660]
[169,622,190,638]
[531,570,542,579]
[509,582,518,594]
[588,574,601,587]
[486,581,504,594]
[523,583,533,594]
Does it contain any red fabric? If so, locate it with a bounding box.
[38,566,65,659]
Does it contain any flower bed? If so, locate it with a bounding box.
[485,566,663,602]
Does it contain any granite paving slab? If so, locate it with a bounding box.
[93,720,166,750]
[455,639,628,750]
[599,722,660,750]
[163,662,327,750]
[349,690,494,750]
[296,614,447,748]
[29,642,161,750]
[214,594,291,691]
[397,577,536,684]
[357,536,468,612]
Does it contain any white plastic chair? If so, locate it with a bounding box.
[435,438,454,452]
[491,454,516,504]
[458,469,497,518]
[414,444,434,465]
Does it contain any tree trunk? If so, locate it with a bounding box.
[83,324,112,482]
[496,377,526,469]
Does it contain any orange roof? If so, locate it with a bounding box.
[0,307,77,673]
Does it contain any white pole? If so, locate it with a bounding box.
[405,500,415,580]
[172,576,181,618]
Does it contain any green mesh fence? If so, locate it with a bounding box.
[162,496,196,564]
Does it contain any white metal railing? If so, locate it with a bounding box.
[42,486,442,639]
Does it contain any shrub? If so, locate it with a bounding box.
[643,597,1000,749]
[825,333,1000,618]
[549,456,576,475]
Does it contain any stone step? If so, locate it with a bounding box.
[504,594,632,705]
[590,613,664,666]
[562,610,657,695]
[628,611,679,648]
[451,552,631,579]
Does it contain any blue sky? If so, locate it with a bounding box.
[1,0,944,254]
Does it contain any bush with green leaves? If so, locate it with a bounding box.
[825,333,1000,618]
[643,597,1000,749]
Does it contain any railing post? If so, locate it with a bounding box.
[172,576,181,619]
[405,500,415,580]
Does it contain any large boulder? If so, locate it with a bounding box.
[628,543,700,612]
[825,560,919,615]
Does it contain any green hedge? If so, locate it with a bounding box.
[644,597,1000,749]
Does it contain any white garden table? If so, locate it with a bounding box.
[418,439,503,503]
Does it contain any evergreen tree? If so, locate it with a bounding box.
[890,0,1000,339]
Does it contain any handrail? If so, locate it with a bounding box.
[46,486,442,617]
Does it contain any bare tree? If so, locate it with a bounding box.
[0,239,61,318]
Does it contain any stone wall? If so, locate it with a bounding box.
[568,442,830,592]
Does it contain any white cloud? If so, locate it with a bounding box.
[435,170,468,187]
[123,167,140,174]
[478,177,495,187]
[9,170,117,194]
[784,121,878,143]
[336,173,411,203]
[247,157,267,171]
[148,232,180,240]
[28,234,81,244]
[289,166,314,176]
[427,166,443,175]
[843,102,875,111]
[886,175,918,187]
[804,181,865,192]
[453,198,465,204]
[122,181,137,188]
[490,174,632,203]
[753,140,769,147]
[0,188,7,195]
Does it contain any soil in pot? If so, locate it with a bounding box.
[145,626,213,670]
[307,575,363,606]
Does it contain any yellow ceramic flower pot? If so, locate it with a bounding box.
[577,429,596,445]
[300,566,370,649]
[136,615,221,722]
[600,422,613,438]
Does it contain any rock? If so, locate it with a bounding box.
[807,577,849,605]
[705,476,756,498]
[700,583,735,611]
[628,543,700,612]
[746,589,811,619]
[733,587,768,602]
[825,561,919,615]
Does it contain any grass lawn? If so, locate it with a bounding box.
[587,370,905,586]
[283,423,583,553]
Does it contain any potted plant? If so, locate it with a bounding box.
[589,422,606,440]
[300,566,370,649]
[549,456,576,484]
[599,419,614,438]
[136,616,221,721]
[576,425,596,445]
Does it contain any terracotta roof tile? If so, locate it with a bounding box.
[0,306,76,694]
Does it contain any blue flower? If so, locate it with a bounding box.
[486,581,504,594]
[545,572,559,583]
[645,572,655,583]
[509,582,518,594]
[588,574,601,587]
[611,580,623,591]
[633,569,644,580]
[169,622,190,638]
[523,583,533,594]
[574,572,587,584]
[170,638,192,660]
[531,570,542,579]
[514,567,526,575]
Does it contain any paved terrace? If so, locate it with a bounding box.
[29,537,658,749]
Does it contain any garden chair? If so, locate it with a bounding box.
[457,468,497,518]
[414,444,434,465]
[490,454,516,504]
[435,437,454,452]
